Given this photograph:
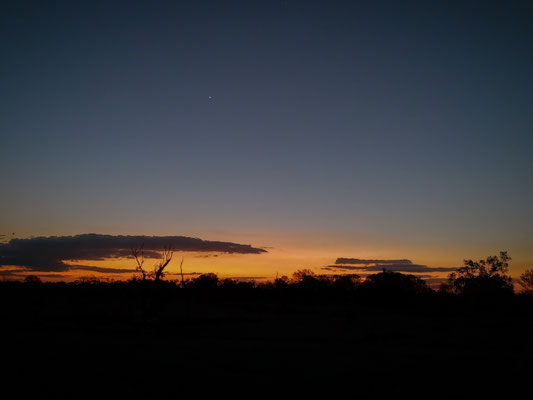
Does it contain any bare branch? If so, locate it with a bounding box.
[131,244,147,281]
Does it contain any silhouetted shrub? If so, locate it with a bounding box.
[357,271,431,301]
[24,275,42,284]
[187,273,219,290]
[274,275,290,290]
[332,274,361,292]
[218,278,256,300]
[294,274,331,294]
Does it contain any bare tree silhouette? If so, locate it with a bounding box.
[292,269,316,281]
[153,245,173,282]
[131,244,173,282]
[131,244,147,281]
[179,257,185,286]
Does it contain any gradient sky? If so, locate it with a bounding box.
[1,0,532,281]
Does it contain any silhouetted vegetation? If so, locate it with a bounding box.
[447,251,514,296]
[131,244,173,282]
[357,270,430,301]
[2,253,532,393]
[518,269,533,294]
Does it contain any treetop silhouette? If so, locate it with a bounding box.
[447,251,514,296]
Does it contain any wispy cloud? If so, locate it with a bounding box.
[0,233,267,273]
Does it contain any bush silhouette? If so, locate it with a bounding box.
[357,270,431,300]
[187,273,219,290]
[24,275,42,284]
[332,274,361,292]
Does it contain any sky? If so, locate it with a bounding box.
[1,0,532,283]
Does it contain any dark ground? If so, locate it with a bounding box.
[2,282,532,396]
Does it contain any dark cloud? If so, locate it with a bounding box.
[324,263,456,273]
[330,257,456,273]
[0,233,267,272]
[336,258,413,265]
[193,254,219,258]
[230,276,266,281]
[0,269,69,279]
[70,265,138,274]
[0,268,29,277]
[163,272,201,277]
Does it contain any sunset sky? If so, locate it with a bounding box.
[1,1,532,284]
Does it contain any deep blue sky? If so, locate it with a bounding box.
[1,1,532,275]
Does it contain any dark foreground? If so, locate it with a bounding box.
[2,280,532,395]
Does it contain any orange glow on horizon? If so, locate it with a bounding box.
[2,235,530,287]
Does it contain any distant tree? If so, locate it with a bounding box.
[24,275,41,284]
[218,278,255,297]
[188,273,219,290]
[290,270,333,296]
[332,274,361,291]
[75,277,103,285]
[447,251,514,296]
[518,269,533,294]
[292,269,316,282]
[218,278,237,288]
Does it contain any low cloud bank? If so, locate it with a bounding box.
[0,233,267,273]
[336,258,413,265]
[325,257,456,273]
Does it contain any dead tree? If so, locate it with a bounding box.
[131,244,147,281]
[131,244,174,282]
[153,245,173,282]
[179,257,185,286]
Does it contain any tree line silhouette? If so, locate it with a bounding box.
[10,251,533,304]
